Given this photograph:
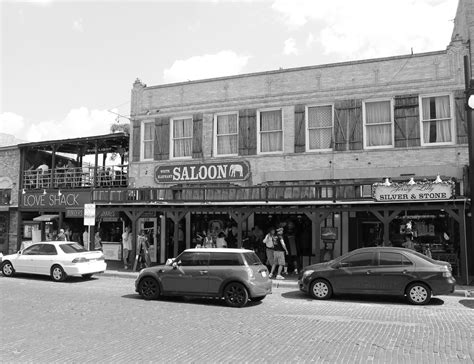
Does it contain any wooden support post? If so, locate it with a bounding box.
[166,211,187,257]
[124,210,145,270]
[229,211,252,248]
[304,210,330,265]
[368,208,402,246]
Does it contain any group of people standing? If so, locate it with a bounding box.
[263,227,290,280]
[121,226,151,270]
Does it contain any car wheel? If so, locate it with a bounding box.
[223,282,249,307]
[51,265,67,282]
[138,277,160,300]
[1,261,15,277]
[406,283,431,305]
[82,274,93,280]
[310,279,333,300]
[251,296,266,302]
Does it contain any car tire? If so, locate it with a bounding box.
[251,296,266,302]
[406,282,431,305]
[138,277,160,300]
[1,261,15,277]
[82,274,93,280]
[51,265,67,282]
[223,282,249,308]
[310,279,333,300]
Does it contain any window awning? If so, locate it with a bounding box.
[33,214,59,222]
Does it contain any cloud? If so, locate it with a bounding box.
[271,0,456,59]
[283,38,298,55]
[22,0,54,6]
[1,108,117,143]
[72,18,84,33]
[0,112,26,135]
[163,50,251,83]
[306,33,315,48]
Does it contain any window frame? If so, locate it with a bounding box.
[257,107,284,155]
[419,93,455,147]
[362,98,395,150]
[170,116,194,160]
[305,103,334,152]
[140,121,155,161]
[213,111,239,157]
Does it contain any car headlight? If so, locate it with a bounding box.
[302,270,314,278]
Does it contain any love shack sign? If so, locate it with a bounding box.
[155,161,250,183]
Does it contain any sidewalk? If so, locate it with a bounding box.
[102,264,474,297]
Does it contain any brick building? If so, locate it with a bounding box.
[93,0,472,283]
[0,145,20,255]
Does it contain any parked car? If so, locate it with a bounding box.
[135,248,271,307]
[298,247,455,305]
[1,241,106,282]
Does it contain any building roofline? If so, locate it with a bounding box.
[17,132,128,149]
[144,50,447,91]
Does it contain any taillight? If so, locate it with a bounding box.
[72,257,88,263]
[246,267,255,280]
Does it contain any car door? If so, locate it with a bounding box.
[371,252,416,294]
[160,252,210,294]
[34,244,58,275]
[330,251,378,294]
[15,244,43,273]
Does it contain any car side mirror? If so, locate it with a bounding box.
[172,261,181,269]
[165,258,174,266]
[17,250,22,255]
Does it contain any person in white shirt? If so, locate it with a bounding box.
[122,226,132,269]
[263,227,276,268]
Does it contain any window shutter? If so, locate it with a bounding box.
[192,113,203,158]
[132,122,141,161]
[239,109,250,155]
[161,117,170,160]
[334,100,361,151]
[294,104,306,153]
[394,95,420,148]
[247,109,257,155]
[154,118,162,160]
[455,90,468,144]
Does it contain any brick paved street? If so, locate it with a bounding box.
[1,274,473,363]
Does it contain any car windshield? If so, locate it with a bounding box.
[243,252,262,265]
[59,243,87,254]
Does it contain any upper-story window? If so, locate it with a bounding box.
[306,105,333,151]
[363,99,394,149]
[171,117,193,159]
[214,112,238,156]
[141,121,154,160]
[258,109,283,153]
[420,94,454,145]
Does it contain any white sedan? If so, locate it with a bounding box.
[1,241,107,282]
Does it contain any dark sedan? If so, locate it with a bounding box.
[298,247,456,305]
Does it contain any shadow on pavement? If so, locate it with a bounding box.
[281,289,445,306]
[121,293,264,308]
[459,299,474,309]
[1,273,98,284]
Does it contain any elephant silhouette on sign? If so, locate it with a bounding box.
[229,164,244,177]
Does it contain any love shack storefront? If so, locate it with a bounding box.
[19,190,92,247]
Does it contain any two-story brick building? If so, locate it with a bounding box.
[90,0,474,283]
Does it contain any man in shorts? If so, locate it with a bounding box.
[122,226,132,269]
[263,227,276,269]
[270,227,289,279]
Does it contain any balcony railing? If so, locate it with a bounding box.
[23,165,128,190]
[92,183,374,204]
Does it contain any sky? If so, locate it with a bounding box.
[0,0,458,144]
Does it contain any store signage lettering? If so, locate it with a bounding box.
[373,183,453,202]
[21,192,91,209]
[155,161,250,183]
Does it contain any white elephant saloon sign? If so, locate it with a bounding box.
[154,161,250,183]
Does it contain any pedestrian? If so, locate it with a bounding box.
[94,231,102,251]
[56,229,67,241]
[403,236,415,250]
[122,226,132,269]
[269,227,288,280]
[216,231,227,248]
[137,229,151,268]
[82,228,89,250]
[263,227,276,269]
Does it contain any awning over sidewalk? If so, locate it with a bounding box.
[33,214,59,222]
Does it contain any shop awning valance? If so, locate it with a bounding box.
[33,214,59,222]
